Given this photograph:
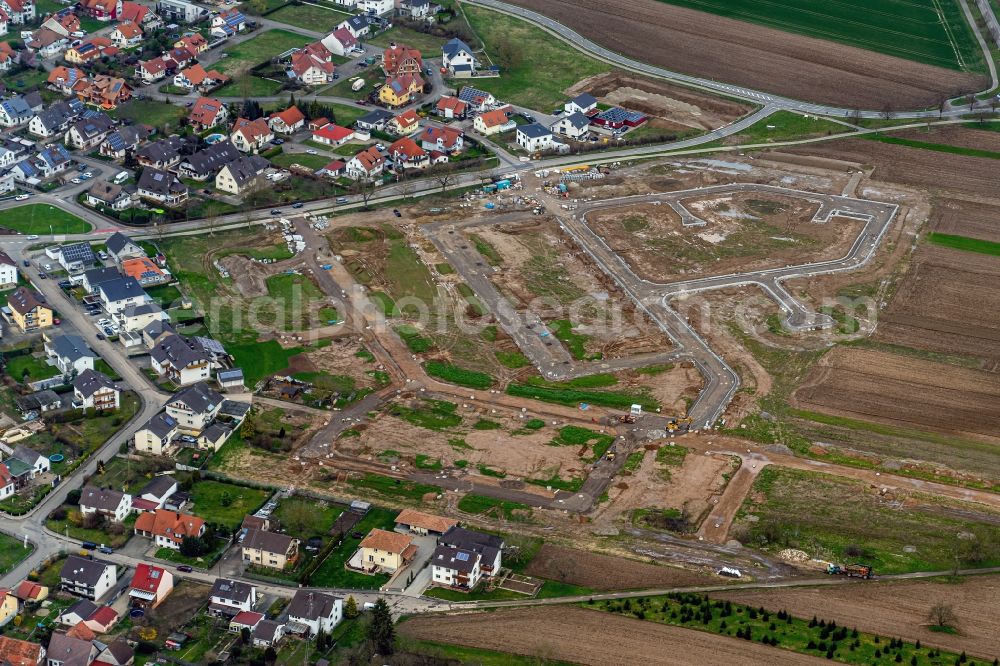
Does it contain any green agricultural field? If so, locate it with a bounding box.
[189,480,270,529]
[653,0,983,72]
[0,205,91,234]
[735,466,1000,574]
[424,360,494,389]
[866,134,1000,160]
[463,5,612,108]
[927,232,1000,256]
[268,2,351,32]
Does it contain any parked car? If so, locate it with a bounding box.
[292,202,303,208]
[38,273,46,279]
[58,280,71,288]
[103,326,114,336]
[272,138,284,145]
[179,435,197,443]
[14,194,29,201]
[177,565,193,573]
[71,178,81,184]
[96,333,105,340]
[22,260,29,267]
[270,209,281,215]
[26,235,38,240]
[306,149,318,155]
[81,541,97,550]
[98,546,113,554]
[392,209,401,217]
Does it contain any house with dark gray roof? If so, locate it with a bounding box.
[47,631,98,666]
[137,475,178,509]
[215,154,269,195]
[57,242,96,272]
[73,368,120,410]
[44,334,96,375]
[82,266,122,294]
[177,141,240,181]
[286,589,340,637]
[59,554,118,600]
[65,114,115,150]
[86,180,133,211]
[251,618,285,648]
[15,389,62,414]
[105,231,145,264]
[565,92,598,115]
[216,368,244,391]
[134,412,179,455]
[136,136,188,169]
[242,529,300,572]
[79,486,132,522]
[152,335,212,387]
[100,124,153,160]
[439,525,504,576]
[137,167,188,205]
[165,381,223,433]
[209,578,257,617]
[98,276,150,314]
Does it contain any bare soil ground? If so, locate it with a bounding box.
[399,606,829,665]
[524,543,714,589]
[586,193,860,282]
[566,72,753,131]
[508,0,986,109]
[781,140,999,198]
[286,336,383,389]
[792,347,1000,440]
[876,245,1000,363]
[895,125,1000,152]
[930,197,1000,243]
[711,576,1000,660]
[478,218,674,358]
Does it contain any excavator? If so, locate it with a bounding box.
[666,416,693,433]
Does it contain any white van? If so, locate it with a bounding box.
[114,171,129,184]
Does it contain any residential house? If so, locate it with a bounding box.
[32,144,73,179]
[105,231,145,264]
[345,145,384,180]
[472,109,514,135]
[47,67,87,96]
[388,108,420,135]
[128,564,173,608]
[73,369,120,410]
[46,631,97,666]
[215,368,244,392]
[28,100,79,138]
[357,529,416,573]
[133,509,205,550]
[0,635,45,666]
[25,28,68,58]
[10,445,50,477]
[65,114,115,150]
[564,92,598,115]
[311,123,353,147]
[441,37,477,75]
[174,32,207,54]
[398,0,435,20]
[7,287,51,331]
[215,154,268,195]
[210,8,246,37]
[152,337,212,387]
[122,257,167,285]
[516,122,557,152]
[267,106,305,135]
[142,319,176,349]
[59,555,117,600]
[320,27,357,56]
[551,111,591,139]
[173,63,229,91]
[165,381,222,431]
[0,250,17,287]
[188,97,227,131]
[135,57,168,84]
[64,37,118,66]
[86,181,132,211]
[457,85,495,112]
[0,588,16,626]
[208,578,256,617]
[286,590,341,637]
[382,42,421,76]
[337,14,370,38]
[44,334,96,375]
[435,95,468,120]
[13,390,61,416]
[137,167,187,205]
[354,107,393,131]
[109,20,142,48]
[177,141,241,180]
[418,125,463,154]
[440,525,503,576]
[0,0,35,24]
[79,486,131,522]
[395,508,457,536]
[387,136,428,170]
[133,412,178,455]
[430,544,481,590]
[0,96,33,127]
[230,117,273,153]
[97,276,151,315]
[0,463,13,501]
[228,610,263,636]
[120,0,156,27]
[378,73,423,108]
[287,48,334,85]
[58,599,119,633]
[0,44,14,72]
[242,529,298,570]
[131,475,176,512]
[136,136,187,170]
[358,0,392,15]
[251,619,285,648]
[99,124,150,160]
[156,0,202,23]
[82,266,121,294]
[96,640,133,666]
[12,579,49,605]
[317,159,346,179]
[57,242,94,273]
[78,0,121,20]
[115,301,168,332]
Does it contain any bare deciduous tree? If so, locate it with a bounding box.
[350,178,377,210]
[927,602,957,629]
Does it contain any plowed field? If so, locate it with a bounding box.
[876,246,1000,361]
[508,0,987,108]
[399,606,829,665]
[930,197,1000,243]
[523,544,714,589]
[793,347,1000,440]
[712,576,1000,660]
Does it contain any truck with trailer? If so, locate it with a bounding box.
[826,563,873,579]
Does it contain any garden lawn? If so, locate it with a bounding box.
[6,354,59,381]
[271,152,332,170]
[462,5,612,109]
[189,480,270,529]
[0,533,31,575]
[113,99,187,129]
[268,2,352,32]
[307,507,396,588]
[213,29,310,97]
[369,25,452,52]
[0,205,91,234]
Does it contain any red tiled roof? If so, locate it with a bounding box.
[312,124,352,142]
[189,97,225,126]
[270,105,305,127]
[130,563,169,593]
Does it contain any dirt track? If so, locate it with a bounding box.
[399,606,830,665]
[506,0,987,108]
[712,576,1000,660]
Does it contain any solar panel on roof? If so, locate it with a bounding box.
[455,552,469,561]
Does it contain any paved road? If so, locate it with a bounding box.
[465,0,999,117]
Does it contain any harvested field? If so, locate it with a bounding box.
[781,140,999,198]
[792,347,1000,441]
[930,197,1000,244]
[524,544,714,589]
[876,245,1000,361]
[585,193,861,282]
[477,219,673,358]
[567,72,753,131]
[894,125,1000,152]
[399,606,829,665]
[711,576,1000,660]
[506,0,987,108]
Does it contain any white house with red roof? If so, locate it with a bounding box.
[419,125,464,154]
[388,109,420,136]
[287,49,334,86]
[128,564,173,609]
[311,123,353,147]
[267,106,305,135]
[346,145,384,180]
[79,0,121,20]
[388,136,428,171]
[188,97,228,131]
[320,27,357,56]
[231,117,273,153]
[436,95,468,120]
[109,20,142,48]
